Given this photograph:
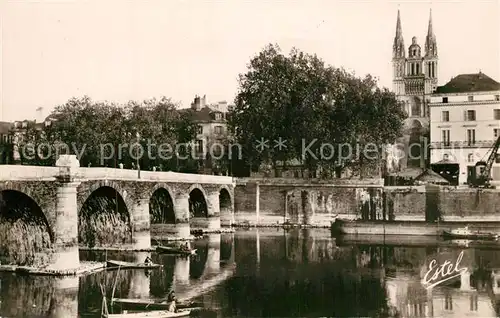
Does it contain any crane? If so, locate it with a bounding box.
[469,134,500,188]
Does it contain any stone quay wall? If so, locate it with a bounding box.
[234,178,385,227]
[234,178,500,227]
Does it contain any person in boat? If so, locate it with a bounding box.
[144,256,153,264]
[180,242,189,251]
[167,291,177,312]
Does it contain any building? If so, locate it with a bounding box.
[180,95,232,175]
[0,121,14,164]
[390,9,438,173]
[429,73,500,185]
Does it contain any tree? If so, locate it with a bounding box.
[230,44,406,178]
[35,96,198,169]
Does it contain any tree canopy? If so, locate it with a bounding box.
[21,96,198,171]
[229,44,406,178]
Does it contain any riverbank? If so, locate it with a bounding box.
[190,227,235,234]
[336,233,500,249]
[232,222,330,229]
[0,261,105,276]
[331,219,500,236]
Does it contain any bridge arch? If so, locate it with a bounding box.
[188,184,208,218]
[149,184,176,224]
[219,186,233,226]
[78,184,132,248]
[219,186,233,209]
[0,189,53,265]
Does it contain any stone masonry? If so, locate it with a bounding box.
[0,155,235,270]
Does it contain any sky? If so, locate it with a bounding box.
[0,0,499,122]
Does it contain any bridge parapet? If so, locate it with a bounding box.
[0,165,59,181]
[0,165,235,186]
[77,168,235,185]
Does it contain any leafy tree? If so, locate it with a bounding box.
[230,44,406,178]
[32,96,198,169]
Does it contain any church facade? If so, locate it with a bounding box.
[389,9,437,173]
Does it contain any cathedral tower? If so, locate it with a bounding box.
[390,9,438,172]
[391,9,438,119]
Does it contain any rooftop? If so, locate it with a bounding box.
[178,106,225,122]
[435,72,500,94]
[0,122,13,134]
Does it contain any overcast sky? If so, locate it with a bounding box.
[1,0,499,121]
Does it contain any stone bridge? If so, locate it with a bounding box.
[0,155,235,270]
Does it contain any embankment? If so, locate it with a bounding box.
[234,178,500,230]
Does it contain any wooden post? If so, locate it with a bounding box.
[255,182,260,226]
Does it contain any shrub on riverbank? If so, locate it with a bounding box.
[79,212,132,248]
[0,218,52,266]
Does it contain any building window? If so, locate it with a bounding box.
[495,95,500,101]
[465,110,476,121]
[495,129,500,138]
[442,97,448,103]
[2,135,6,143]
[214,125,223,134]
[195,140,203,153]
[197,126,203,134]
[468,96,474,102]
[442,130,450,146]
[468,153,474,162]
[215,113,222,120]
[467,129,476,146]
[494,109,500,120]
[442,111,449,122]
[496,154,500,164]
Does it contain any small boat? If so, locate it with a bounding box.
[442,226,499,240]
[104,309,191,318]
[156,246,196,256]
[110,298,197,310]
[106,260,162,270]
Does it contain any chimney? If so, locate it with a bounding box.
[191,95,202,111]
[35,107,44,123]
[201,95,207,108]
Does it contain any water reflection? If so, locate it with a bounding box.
[4,229,500,317]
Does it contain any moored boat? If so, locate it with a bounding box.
[103,309,191,318]
[110,298,197,310]
[106,260,162,270]
[156,246,196,256]
[442,226,499,240]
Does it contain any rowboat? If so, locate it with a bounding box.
[106,260,162,270]
[442,226,499,241]
[104,309,191,318]
[156,246,196,256]
[110,298,197,310]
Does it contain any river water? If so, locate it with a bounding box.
[1,228,500,317]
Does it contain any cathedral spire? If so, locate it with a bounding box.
[425,9,437,57]
[393,10,405,58]
[427,9,434,38]
[395,9,403,39]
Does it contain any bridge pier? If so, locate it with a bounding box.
[206,191,221,230]
[49,155,81,271]
[174,257,190,284]
[49,277,79,318]
[130,198,151,249]
[173,193,191,239]
[128,252,151,299]
[205,234,221,274]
